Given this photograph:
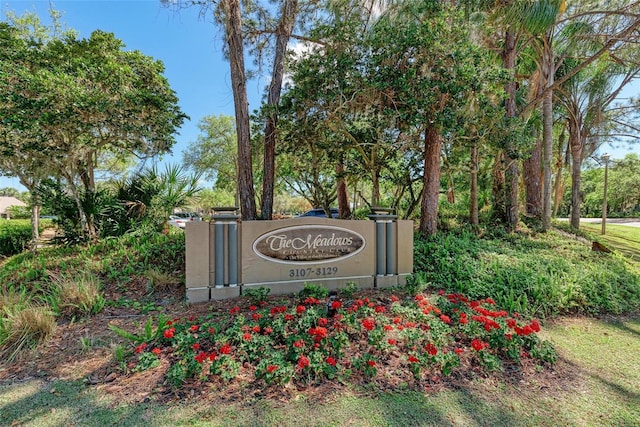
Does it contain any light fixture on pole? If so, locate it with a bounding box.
[601,153,610,235]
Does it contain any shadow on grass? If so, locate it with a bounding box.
[606,315,640,339]
[593,373,640,408]
[0,379,152,427]
[374,388,527,427]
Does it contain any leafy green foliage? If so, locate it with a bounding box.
[413,228,640,317]
[0,220,32,256]
[118,289,553,390]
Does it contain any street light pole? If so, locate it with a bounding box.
[601,153,610,235]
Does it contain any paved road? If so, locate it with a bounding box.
[558,218,640,228]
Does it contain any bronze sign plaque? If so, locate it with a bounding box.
[253,225,365,263]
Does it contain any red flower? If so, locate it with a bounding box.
[384,325,393,331]
[243,332,252,341]
[163,328,175,339]
[264,327,273,334]
[459,313,468,324]
[361,318,375,331]
[392,317,402,324]
[296,305,306,314]
[165,320,173,326]
[425,343,438,356]
[270,305,287,315]
[135,343,147,354]
[298,355,310,369]
[375,305,386,313]
[151,347,161,355]
[252,313,262,321]
[308,326,328,340]
[229,306,240,315]
[530,319,541,333]
[326,356,337,367]
[471,339,487,351]
[208,327,216,334]
[249,305,258,311]
[454,348,464,355]
[439,315,451,324]
[367,360,376,367]
[391,295,399,302]
[284,314,295,321]
[220,343,231,354]
[192,343,200,351]
[388,339,397,345]
[303,297,319,305]
[318,317,328,327]
[267,365,278,373]
[485,297,496,305]
[208,352,217,361]
[195,351,207,363]
[506,318,517,329]
[189,324,199,332]
[408,355,419,363]
[252,325,261,333]
[330,300,342,309]
[415,294,424,301]
[294,339,305,348]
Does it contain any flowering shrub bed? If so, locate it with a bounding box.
[116,288,556,390]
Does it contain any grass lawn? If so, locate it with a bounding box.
[2,314,638,426]
[580,222,640,267]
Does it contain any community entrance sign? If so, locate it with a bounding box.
[185,209,413,302]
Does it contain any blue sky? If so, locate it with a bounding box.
[1,1,638,191]
[1,0,265,190]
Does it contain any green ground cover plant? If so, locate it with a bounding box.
[112,286,555,390]
[1,314,638,426]
[412,227,640,316]
[1,224,639,426]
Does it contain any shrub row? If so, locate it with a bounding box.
[411,227,640,317]
[0,220,32,257]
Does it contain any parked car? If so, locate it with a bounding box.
[168,212,202,229]
[297,208,339,219]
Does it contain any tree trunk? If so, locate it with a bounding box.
[541,35,554,231]
[419,125,441,237]
[470,143,479,228]
[568,118,584,229]
[29,203,41,251]
[336,160,351,218]
[446,171,455,204]
[221,0,257,220]
[491,151,506,222]
[552,160,565,218]
[552,129,567,217]
[66,177,90,241]
[504,152,519,230]
[261,0,298,220]
[502,30,519,232]
[523,137,542,217]
[79,156,97,241]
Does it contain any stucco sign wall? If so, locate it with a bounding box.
[185,214,413,303]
